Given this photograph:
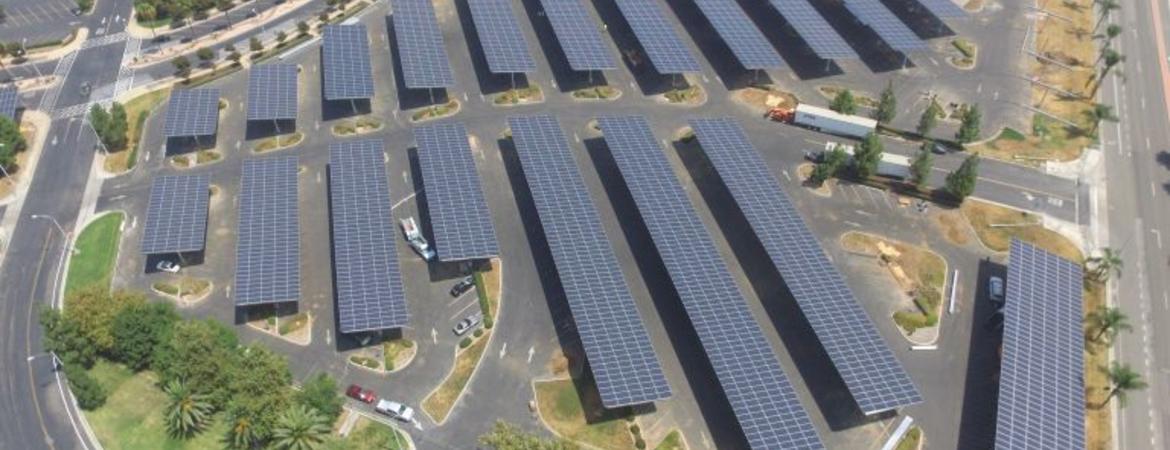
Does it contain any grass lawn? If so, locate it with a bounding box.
[329,417,408,450]
[105,88,170,173]
[896,426,922,450]
[960,200,1082,262]
[86,360,228,450]
[152,277,211,300]
[65,213,124,293]
[278,311,310,335]
[655,429,685,450]
[382,339,415,371]
[535,378,634,449]
[422,332,489,423]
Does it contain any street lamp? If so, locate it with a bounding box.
[20,38,42,78]
[31,214,76,254]
[26,352,63,370]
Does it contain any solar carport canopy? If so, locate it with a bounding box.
[538,0,617,71]
[691,0,783,69]
[844,0,929,52]
[994,240,1084,450]
[690,118,922,415]
[391,0,457,88]
[141,174,210,255]
[413,122,500,261]
[467,0,536,74]
[328,139,409,333]
[247,64,299,122]
[163,88,220,138]
[766,0,857,59]
[612,0,700,74]
[0,86,18,120]
[322,24,376,100]
[508,115,670,408]
[235,156,301,306]
[598,116,823,450]
[915,0,966,19]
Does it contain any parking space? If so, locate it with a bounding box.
[0,0,79,44]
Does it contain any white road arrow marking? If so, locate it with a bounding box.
[499,343,507,359]
[431,328,437,344]
[527,346,535,364]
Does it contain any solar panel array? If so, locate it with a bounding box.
[0,86,18,120]
[611,0,700,74]
[538,0,617,71]
[690,0,784,69]
[467,0,537,74]
[322,25,376,100]
[914,0,967,19]
[994,240,1084,450]
[767,0,857,59]
[247,64,299,122]
[141,174,210,255]
[598,116,823,450]
[414,122,500,261]
[508,115,670,407]
[843,0,929,52]
[689,118,922,414]
[328,139,410,333]
[235,157,301,306]
[391,0,457,88]
[163,88,220,138]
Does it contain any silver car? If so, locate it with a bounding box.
[453,314,481,336]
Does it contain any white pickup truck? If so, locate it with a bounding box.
[400,217,435,261]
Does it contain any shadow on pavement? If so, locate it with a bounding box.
[517,0,611,93]
[955,258,1005,450]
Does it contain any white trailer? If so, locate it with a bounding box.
[793,104,878,139]
[820,141,912,180]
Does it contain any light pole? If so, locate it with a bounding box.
[84,114,109,156]
[26,352,63,370]
[20,38,42,78]
[31,214,76,255]
[32,214,75,309]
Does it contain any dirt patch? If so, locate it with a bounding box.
[967,122,1089,166]
[732,85,798,114]
[934,210,972,246]
[960,200,1082,261]
[840,232,946,334]
[796,163,834,197]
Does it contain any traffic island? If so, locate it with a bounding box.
[493,86,544,106]
[653,429,687,450]
[731,84,798,115]
[959,199,1081,259]
[245,305,313,346]
[0,111,46,203]
[816,85,879,110]
[150,276,213,305]
[532,378,636,449]
[948,38,978,70]
[64,212,126,293]
[796,163,834,197]
[102,88,170,175]
[332,117,384,137]
[571,86,621,101]
[660,85,705,106]
[168,149,223,169]
[840,232,947,343]
[252,132,305,153]
[410,100,461,123]
[343,337,417,373]
[895,426,924,450]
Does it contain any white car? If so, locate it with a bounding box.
[399,217,436,261]
[156,260,180,273]
[374,399,415,422]
[988,276,1005,306]
[453,314,481,336]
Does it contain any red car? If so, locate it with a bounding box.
[346,384,376,404]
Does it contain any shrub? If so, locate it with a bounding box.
[483,316,494,329]
[629,424,640,435]
[635,437,646,449]
[459,337,472,349]
[65,364,106,410]
[403,340,414,348]
[473,329,484,338]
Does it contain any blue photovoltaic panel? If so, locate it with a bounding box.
[598,116,823,450]
[767,0,857,59]
[163,88,220,138]
[247,64,298,122]
[391,0,457,88]
[612,0,700,74]
[235,157,301,306]
[322,25,376,100]
[141,174,210,254]
[0,86,18,120]
[538,0,617,71]
[691,0,783,69]
[844,0,929,52]
[328,139,409,333]
[690,118,922,414]
[414,122,500,261]
[467,0,537,74]
[508,115,670,407]
[994,240,1084,450]
[915,0,966,19]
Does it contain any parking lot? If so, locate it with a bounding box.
[0,0,80,45]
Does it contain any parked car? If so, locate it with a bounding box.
[984,309,1005,332]
[345,385,376,404]
[400,217,435,261]
[450,276,474,297]
[156,260,180,273]
[988,276,1005,306]
[453,314,481,336]
[374,399,415,422]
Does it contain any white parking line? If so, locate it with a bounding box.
[448,300,478,321]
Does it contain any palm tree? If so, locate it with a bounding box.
[270,405,331,450]
[1087,306,1131,342]
[1096,24,1122,49]
[1087,247,1123,282]
[1093,49,1125,96]
[1094,0,1120,32]
[1103,362,1147,407]
[227,415,260,449]
[164,379,214,439]
[1086,103,1119,135]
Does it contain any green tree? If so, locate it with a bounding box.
[874,81,897,124]
[249,36,263,53]
[479,421,580,450]
[917,100,941,137]
[294,373,344,422]
[77,0,94,14]
[1087,306,1131,343]
[1094,49,1124,95]
[223,345,293,443]
[64,288,145,355]
[153,319,239,406]
[1094,0,1120,32]
[1087,247,1123,282]
[297,21,310,36]
[40,307,97,368]
[164,379,215,439]
[172,55,192,79]
[88,103,110,144]
[956,104,981,143]
[63,364,106,410]
[829,89,856,115]
[111,301,179,370]
[137,4,158,37]
[909,143,934,189]
[228,49,243,65]
[225,414,261,450]
[271,405,331,450]
[276,30,288,43]
[107,102,129,150]
[1096,24,1122,49]
[196,47,216,64]
[5,42,22,59]
[1086,103,1118,135]
[0,115,24,170]
[1103,362,1147,407]
[810,144,848,185]
[944,154,980,201]
[853,133,884,179]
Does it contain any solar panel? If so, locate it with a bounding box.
[322,24,376,100]
[538,0,617,71]
[598,116,823,450]
[235,156,301,306]
[508,115,670,407]
[0,86,18,120]
[467,0,537,74]
[328,139,409,333]
[844,0,929,52]
[994,240,1084,450]
[691,0,784,69]
[767,0,857,59]
[247,64,299,122]
[689,118,922,414]
[914,0,966,19]
[611,0,700,74]
[163,88,220,138]
[391,0,457,88]
[141,174,210,254]
[413,122,500,261]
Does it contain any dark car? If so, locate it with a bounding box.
[449,276,474,297]
[345,384,376,404]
